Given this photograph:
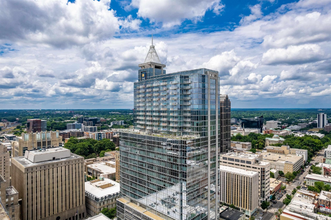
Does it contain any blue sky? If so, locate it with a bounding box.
[0,0,331,109]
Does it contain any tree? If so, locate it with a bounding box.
[283,195,292,205]
[250,148,257,153]
[279,171,284,176]
[270,172,275,178]
[315,181,325,192]
[101,207,116,219]
[271,194,276,200]
[285,172,295,182]
[261,201,270,210]
[324,184,331,192]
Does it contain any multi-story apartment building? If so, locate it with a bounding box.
[11,147,86,220]
[82,125,98,132]
[219,165,259,217]
[12,130,62,156]
[85,178,120,216]
[220,94,231,152]
[318,113,328,128]
[27,119,47,132]
[0,144,20,220]
[219,152,270,203]
[66,122,82,130]
[117,40,221,220]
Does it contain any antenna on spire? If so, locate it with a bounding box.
[151,34,153,46]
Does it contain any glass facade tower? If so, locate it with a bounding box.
[117,42,220,220]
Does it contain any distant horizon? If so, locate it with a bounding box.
[0,108,331,110]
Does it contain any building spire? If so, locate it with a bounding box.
[144,35,161,64]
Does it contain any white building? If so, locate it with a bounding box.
[265,121,279,130]
[305,174,331,186]
[318,113,328,128]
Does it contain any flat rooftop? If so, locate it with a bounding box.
[87,162,116,175]
[270,178,282,189]
[220,208,244,220]
[86,213,110,220]
[319,191,331,201]
[219,165,258,177]
[306,174,331,183]
[14,148,81,167]
[85,178,120,199]
[261,152,303,163]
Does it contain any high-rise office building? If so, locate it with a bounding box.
[219,165,259,217]
[27,119,47,132]
[220,94,231,152]
[12,131,62,157]
[240,116,264,133]
[219,152,270,204]
[317,113,328,128]
[11,147,86,220]
[117,40,220,220]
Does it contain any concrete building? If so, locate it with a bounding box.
[66,122,82,130]
[220,94,231,152]
[86,161,116,180]
[265,135,284,146]
[12,131,62,156]
[230,141,251,151]
[3,134,16,141]
[261,152,304,173]
[219,152,270,203]
[27,119,47,132]
[82,125,98,132]
[265,145,308,163]
[86,213,111,220]
[287,125,301,131]
[318,191,331,211]
[305,174,331,187]
[265,120,279,130]
[231,128,260,136]
[85,178,120,216]
[219,165,259,217]
[59,130,84,142]
[318,113,328,128]
[325,124,331,133]
[0,144,20,220]
[11,147,86,220]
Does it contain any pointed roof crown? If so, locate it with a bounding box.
[144,36,161,64]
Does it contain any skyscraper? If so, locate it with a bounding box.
[317,113,328,128]
[117,40,220,220]
[220,94,231,152]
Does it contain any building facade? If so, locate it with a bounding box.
[240,116,264,133]
[265,145,308,163]
[67,122,82,130]
[219,166,259,217]
[265,121,279,130]
[220,94,231,152]
[13,131,62,156]
[27,119,47,132]
[261,152,304,173]
[318,113,328,128]
[85,178,120,216]
[11,147,86,220]
[265,135,284,146]
[219,152,270,203]
[117,41,220,220]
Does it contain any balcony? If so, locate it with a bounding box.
[161,98,167,101]
[152,117,159,121]
[161,123,168,126]
[161,82,167,86]
[170,113,178,116]
[170,129,178,132]
[153,98,159,101]
[160,113,167,116]
[170,86,178,90]
[170,102,178,106]
[183,80,192,84]
[171,81,179,85]
[161,87,167,91]
[170,97,177,101]
[160,108,167,111]
[146,122,153,125]
[154,93,160,96]
[183,92,191,95]
[146,112,152,115]
[146,94,152,97]
[161,118,167,121]
[183,113,191,116]
[169,92,177,95]
[183,107,191,111]
[183,97,191,100]
[184,129,191,132]
[153,88,159,92]
[146,117,152,120]
[146,84,152,88]
[182,102,191,106]
[146,126,153,130]
[182,86,192,90]
[170,123,179,127]
[161,92,167,96]
[153,113,159,116]
[184,124,191,127]
[153,123,159,126]
[146,89,152,93]
[183,118,191,122]
[146,103,152,106]
[153,103,159,106]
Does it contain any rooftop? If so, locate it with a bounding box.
[87,162,116,175]
[306,174,331,183]
[85,178,120,199]
[14,148,81,167]
[270,178,282,189]
[319,191,331,201]
[261,152,303,164]
[219,165,258,178]
[220,208,245,220]
[85,213,110,220]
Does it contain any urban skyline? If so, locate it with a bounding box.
[0,0,331,109]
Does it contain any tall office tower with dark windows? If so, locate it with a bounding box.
[117,40,220,220]
[220,94,231,152]
[240,116,264,133]
[317,113,328,128]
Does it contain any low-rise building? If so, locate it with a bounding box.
[270,178,282,195]
[325,124,331,133]
[59,130,84,141]
[261,152,304,173]
[219,208,245,220]
[265,145,308,162]
[230,141,252,151]
[86,213,111,220]
[270,169,279,178]
[325,145,331,164]
[306,174,331,187]
[85,178,120,216]
[67,122,82,130]
[87,161,116,180]
[265,121,279,130]
[82,125,98,132]
[318,191,331,211]
[265,135,284,146]
[220,165,259,217]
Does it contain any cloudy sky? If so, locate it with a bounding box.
[0,0,331,109]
